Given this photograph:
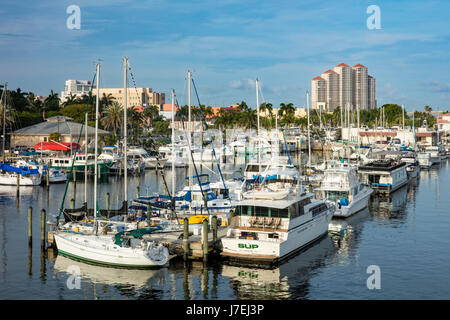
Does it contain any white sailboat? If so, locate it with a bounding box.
[54,61,169,268]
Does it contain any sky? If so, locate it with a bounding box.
[0,0,449,112]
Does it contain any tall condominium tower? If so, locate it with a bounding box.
[334,63,352,110]
[352,64,368,110]
[311,63,375,112]
[311,76,327,111]
[321,69,340,111]
[368,75,376,109]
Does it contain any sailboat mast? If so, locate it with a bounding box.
[256,78,261,173]
[171,89,175,201]
[187,71,192,193]
[94,63,100,221]
[2,82,6,163]
[123,57,128,211]
[307,90,311,168]
[84,112,88,204]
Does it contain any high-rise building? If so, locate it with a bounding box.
[352,64,368,110]
[321,69,340,112]
[311,76,327,111]
[311,63,375,112]
[334,63,352,110]
[368,75,376,109]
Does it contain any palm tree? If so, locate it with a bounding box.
[101,93,115,109]
[424,105,432,113]
[101,101,123,137]
[279,102,295,127]
[259,102,273,117]
[143,105,160,127]
[239,108,257,129]
[128,106,145,144]
[62,93,78,108]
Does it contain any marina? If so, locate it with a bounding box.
[1,0,450,304]
[0,152,449,299]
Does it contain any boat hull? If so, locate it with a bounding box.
[333,188,372,218]
[221,209,333,266]
[54,233,168,268]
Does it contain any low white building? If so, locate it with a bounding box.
[60,80,95,103]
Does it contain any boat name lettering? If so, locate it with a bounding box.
[238,243,259,249]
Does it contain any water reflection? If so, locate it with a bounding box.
[53,255,168,298]
[369,184,410,221]
[219,236,336,300]
[328,208,371,256]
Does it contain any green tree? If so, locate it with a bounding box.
[101,101,123,137]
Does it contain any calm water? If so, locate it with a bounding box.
[0,155,449,300]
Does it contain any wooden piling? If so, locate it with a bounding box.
[136,186,140,198]
[70,198,75,209]
[46,169,49,189]
[106,192,110,211]
[16,173,20,195]
[183,217,189,261]
[40,209,46,250]
[28,207,32,246]
[202,218,208,262]
[212,215,218,243]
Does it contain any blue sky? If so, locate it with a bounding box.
[0,0,449,111]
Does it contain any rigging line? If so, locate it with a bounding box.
[190,78,231,202]
[56,71,97,227]
[175,98,210,214]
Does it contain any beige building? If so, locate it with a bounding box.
[352,64,368,110]
[368,75,376,110]
[334,63,352,110]
[311,76,327,111]
[321,69,340,112]
[60,79,165,107]
[99,87,165,107]
[311,63,376,112]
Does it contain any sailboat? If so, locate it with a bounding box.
[53,60,169,268]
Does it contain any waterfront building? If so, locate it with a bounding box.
[10,116,110,149]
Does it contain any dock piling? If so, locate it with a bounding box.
[183,217,189,261]
[202,218,208,262]
[28,207,32,246]
[212,215,218,244]
[70,198,75,209]
[40,209,46,250]
[106,192,110,211]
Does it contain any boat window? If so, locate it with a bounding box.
[254,206,269,217]
[325,191,349,202]
[270,207,289,218]
[311,204,328,217]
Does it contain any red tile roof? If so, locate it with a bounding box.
[336,63,350,67]
[352,64,367,68]
[323,69,337,74]
[312,76,325,81]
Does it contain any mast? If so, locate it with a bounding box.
[123,57,128,212]
[94,63,100,222]
[307,90,311,168]
[256,78,261,173]
[171,89,176,202]
[84,112,88,204]
[187,70,192,194]
[2,82,6,163]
